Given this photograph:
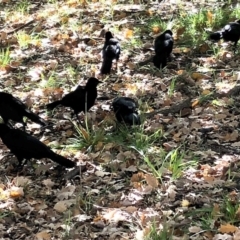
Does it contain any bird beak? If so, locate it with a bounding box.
[98,80,103,84]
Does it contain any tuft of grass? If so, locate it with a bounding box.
[16,31,41,49]
[0,48,11,67]
[61,211,73,239]
[198,91,214,105]
[16,0,30,14]
[68,121,105,152]
[221,196,240,223]
[177,9,210,47]
[42,71,68,88]
[145,219,174,240]
[166,148,196,179]
[147,17,168,35]
[121,27,143,50]
[168,77,176,97]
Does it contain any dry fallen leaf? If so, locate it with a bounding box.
[9,187,24,198]
[35,231,51,240]
[219,224,237,234]
[145,174,159,188]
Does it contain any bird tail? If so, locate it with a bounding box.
[209,32,222,41]
[46,100,61,110]
[50,152,75,168]
[100,58,113,74]
[153,55,167,69]
[24,110,46,126]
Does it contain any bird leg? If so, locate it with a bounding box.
[116,60,118,73]
[17,157,26,169]
[22,122,26,132]
[75,113,84,128]
[233,41,238,53]
[70,111,83,127]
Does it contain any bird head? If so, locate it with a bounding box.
[164,30,173,36]
[86,77,102,88]
[105,31,114,41]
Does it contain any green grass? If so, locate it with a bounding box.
[147,16,168,34]
[145,219,174,240]
[0,48,11,67]
[67,121,105,152]
[16,31,41,49]
[221,196,240,223]
[16,0,30,14]
[168,77,176,97]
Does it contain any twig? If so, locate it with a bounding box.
[7,20,35,35]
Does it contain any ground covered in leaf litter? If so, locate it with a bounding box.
[1,0,240,239]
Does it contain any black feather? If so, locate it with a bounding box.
[0,92,46,130]
[46,77,101,119]
[0,123,75,168]
[209,20,240,47]
[153,30,174,69]
[112,97,141,126]
[101,31,121,74]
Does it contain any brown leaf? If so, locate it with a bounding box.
[145,174,158,188]
[35,231,51,240]
[176,27,185,38]
[199,43,210,53]
[207,11,213,23]
[131,172,145,183]
[125,29,133,39]
[9,187,24,198]
[219,223,237,233]
[182,199,190,207]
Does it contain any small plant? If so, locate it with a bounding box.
[145,219,173,240]
[166,148,186,179]
[16,0,30,14]
[168,77,176,96]
[0,48,11,67]
[147,17,168,34]
[177,10,208,47]
[16,31,31,49]
[186,207,214,231]
[221,196,240,223]
[198,91,214,105]
[110,125,162,154]
[43,72,66,88]
[62,211,73,239]
[209,44,221,57]
[68,121,105,151]
[16,31,41,49]
[122,28,143,50]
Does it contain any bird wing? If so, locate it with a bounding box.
[0,94,28,122]
[1,93,27,111]
[113,97,137,114]
[103,38,121,59]
[61,86,85,106]
[224,22,240,32]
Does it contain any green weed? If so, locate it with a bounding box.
[0,48,11,67]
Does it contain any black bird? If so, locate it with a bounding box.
[112,97,141,125]
[0,92,46,131]
[0,123,75,168]
[100,31,121,74]
[209,20,240,49]
[46,77,101,122]
[153,30,174,69]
